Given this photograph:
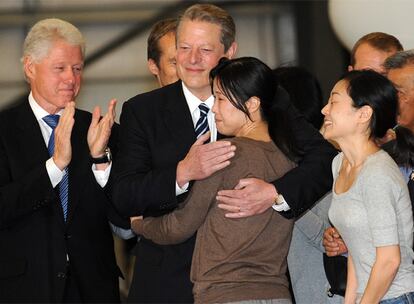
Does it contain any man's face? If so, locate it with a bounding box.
[176,19,236,101]
[387,65,414,132]
[350,43,395,75]
[149,31,178,87]
[24,39,83,114]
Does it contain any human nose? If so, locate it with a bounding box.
[321,103,329,115]
[189,48,201,64]
[63,67,75,84]
[211,99,218,114]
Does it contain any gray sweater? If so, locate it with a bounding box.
[329,150,414,302]
[135,137,296,304]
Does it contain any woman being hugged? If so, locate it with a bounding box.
[131,57,301,304]
[322,70,414,304]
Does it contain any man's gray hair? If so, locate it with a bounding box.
[22,18,85,63]
[384,49,414,71]
[178,4,235,52]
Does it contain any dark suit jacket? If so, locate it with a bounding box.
[110,80,336,303]
[0,100,127,303]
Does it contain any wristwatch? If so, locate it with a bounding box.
[90,147,112,164]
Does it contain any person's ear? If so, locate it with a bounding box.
[23,56,35,80]
[359,105,373,123]
[225,42,238,59]
[246,96,261,114]
[147,59,160,77]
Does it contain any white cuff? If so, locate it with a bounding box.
[176,181,189,196]
[92,162,112,188]
[109,222,136,240]
[271,194,291,212]
[46,158,65,188]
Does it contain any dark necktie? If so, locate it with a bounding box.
[42,115,69,221]
[195,103,210,139]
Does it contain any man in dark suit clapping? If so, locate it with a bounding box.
[0,18,127,303]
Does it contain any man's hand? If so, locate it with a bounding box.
[130,216,143,234]
[216,178,277,218]
[87,99,117,158]
[53,101,75,170]
[375,128,396,146]
[176,132,236,187]
[323,227,348,256]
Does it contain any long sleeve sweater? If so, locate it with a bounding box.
[134,137,296,303]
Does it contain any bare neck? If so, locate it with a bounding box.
[237,120,271,142]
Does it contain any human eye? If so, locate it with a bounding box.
[327,97,336,105]
[179,45,190,51]
[216,94,225,102]
[73,65,83,74]
[329,93,340,104]
[53,65,64,71]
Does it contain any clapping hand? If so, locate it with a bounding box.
[87,99,117,161]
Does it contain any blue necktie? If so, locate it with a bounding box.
[195,103,210,139]
[42,115,69,221]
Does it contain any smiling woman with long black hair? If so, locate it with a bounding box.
[322,70,414,304]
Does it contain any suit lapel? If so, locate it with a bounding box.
[162,82,228,144]
[162,81,197,148]
[16,102,50,168]
[16,102,66,226]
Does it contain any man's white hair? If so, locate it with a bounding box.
[22,18,85,64]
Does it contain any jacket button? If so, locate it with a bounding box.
[57,272,66,279]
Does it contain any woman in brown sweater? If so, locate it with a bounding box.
[132,57,301,304]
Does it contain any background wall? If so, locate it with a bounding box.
[0,0,347,120]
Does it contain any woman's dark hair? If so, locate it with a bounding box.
[341,70,397,139]
[273,66,324,129]
[385,126,414,169]
[209,56,302,161]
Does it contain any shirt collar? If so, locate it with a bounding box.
[181,82,214,114]
[28,91,63,122]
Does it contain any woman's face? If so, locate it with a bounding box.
[321,80,360,141]
[212,78,248,136]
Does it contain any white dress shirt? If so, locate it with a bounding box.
[28,92,111,188]
[182,82,217,143]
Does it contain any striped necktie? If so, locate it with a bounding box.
[195,103,210,139]
[42,114,69,221]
